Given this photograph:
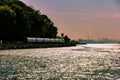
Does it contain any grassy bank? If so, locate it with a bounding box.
[0,42,76,50]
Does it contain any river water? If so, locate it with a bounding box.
[0,44,120,80]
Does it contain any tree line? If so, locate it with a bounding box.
[0,0,57,42]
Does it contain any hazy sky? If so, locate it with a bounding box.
[21,0,120,40]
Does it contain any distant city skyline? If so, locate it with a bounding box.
[21,0,120,40]
[78,37,120,43]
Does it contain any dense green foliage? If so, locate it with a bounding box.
[63,35,71,43]
[0,0,57,42]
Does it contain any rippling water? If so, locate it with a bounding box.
[0,44,120,80]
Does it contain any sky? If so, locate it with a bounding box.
[21,0,120,40]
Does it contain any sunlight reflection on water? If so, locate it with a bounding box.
[0,44,119,79]
[81,43,120,48]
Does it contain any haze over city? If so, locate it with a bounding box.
[21,0,120,40]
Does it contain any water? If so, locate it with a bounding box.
[0,44,120,79]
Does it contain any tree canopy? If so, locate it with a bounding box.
[0,0,57,42]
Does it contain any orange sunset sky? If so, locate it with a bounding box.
[21,0,120,40]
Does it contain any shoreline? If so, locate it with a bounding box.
[0,43,76,50]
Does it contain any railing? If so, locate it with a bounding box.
[27,37,64,43]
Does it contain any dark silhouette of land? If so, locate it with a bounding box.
[0,0,57,42]
[0,0,74,49]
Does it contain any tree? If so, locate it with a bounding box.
[29,10,44,37]
[41,15,57,38]
[0,5,16,41]
[63,35,71,44]
[61,33,64,38]
[13,4,30,37]
[0,0,58,42]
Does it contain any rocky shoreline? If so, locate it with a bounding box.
[0,43,76,50]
